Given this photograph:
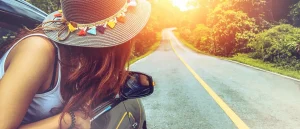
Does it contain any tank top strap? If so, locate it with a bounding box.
[5,33,61,60]
[8,33,49,52]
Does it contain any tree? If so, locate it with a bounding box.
[189,24,212,52]
[26,0,61,14]
[289,1,300,27]
[207,8,257,56]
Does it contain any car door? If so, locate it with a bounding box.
[122,99,146,129]
[91,100,133,129]
[0,21,18,47]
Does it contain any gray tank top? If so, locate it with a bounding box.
[0,33,64,124]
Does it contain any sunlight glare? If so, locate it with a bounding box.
[172,0,189,11]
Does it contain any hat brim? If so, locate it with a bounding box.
[43,0,151,48]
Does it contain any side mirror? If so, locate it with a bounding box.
[120,71,154,99]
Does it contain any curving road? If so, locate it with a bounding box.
[130,28,300,129]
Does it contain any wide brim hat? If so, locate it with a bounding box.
[42,0,151,48]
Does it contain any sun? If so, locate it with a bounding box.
[172,0,189,11]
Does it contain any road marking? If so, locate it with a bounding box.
[225,60,300,82]
[169,35,249,129]
[116,112,128,129]
[137,99,142,129]
[168,30,300,82]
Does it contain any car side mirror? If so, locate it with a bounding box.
[120,71,154,99]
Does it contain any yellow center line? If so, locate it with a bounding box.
[170,37,249,129]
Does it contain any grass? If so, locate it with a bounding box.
[172,31,300,80]
[228,54,300,79]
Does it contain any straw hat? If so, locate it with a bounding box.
[42,0,151,48]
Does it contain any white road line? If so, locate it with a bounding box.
[166,29,300,82]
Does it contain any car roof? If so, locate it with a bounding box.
[0,0,47,28]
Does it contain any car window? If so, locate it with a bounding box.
[0,22,18,45]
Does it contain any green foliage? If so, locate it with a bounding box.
[131,26,158,56]
[178,27,192,41]
[248,24,300,70]
[179,3,258,56]
[189,24,212,52]
[26,0,61,14]
[178,25,213,53]
[207,9,257,56]
[227,0,267,22]
[178,0,300,74]
[208,0,267,23]
[235,30,257,53]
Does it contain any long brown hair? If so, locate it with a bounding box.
[0,27,133,126]
[60,38,133,116]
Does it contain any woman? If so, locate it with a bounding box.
[0,0,151,128]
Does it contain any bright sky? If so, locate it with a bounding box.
[172,0,192,11]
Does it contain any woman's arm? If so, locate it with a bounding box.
[19,111,90,129]
[19,113,72,129]
[0,37,56,129]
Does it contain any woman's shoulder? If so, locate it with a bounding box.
[16,35,55,53]
[6,35,56,70]
[13,35,55,58]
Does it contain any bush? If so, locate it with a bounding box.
[189,24,212,52]
[248,24,300,70]
[179,27,192,41]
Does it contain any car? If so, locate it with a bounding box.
[0,0,47,46]
[0,1,154,129]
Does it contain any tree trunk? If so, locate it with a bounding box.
[268,0,275,21]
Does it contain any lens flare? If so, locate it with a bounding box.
[172,0,189,11]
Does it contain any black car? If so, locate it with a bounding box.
[0,1,154,129]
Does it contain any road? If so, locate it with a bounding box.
[130,28,300,129]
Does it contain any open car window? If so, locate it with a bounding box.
[0,21,18,45]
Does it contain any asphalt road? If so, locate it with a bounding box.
[130,28,300,129]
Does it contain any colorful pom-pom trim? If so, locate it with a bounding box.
[54,13,62,17]
[96,26,106,34]
[55,0,137,36]
[87,27,97,35]
[68,23,77,32]
[77,29,86,36]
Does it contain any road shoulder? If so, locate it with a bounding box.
[172,31,300,81]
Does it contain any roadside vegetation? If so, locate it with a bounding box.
[175,0,300,79]
[175,32,300,79]
[130,33,161,64]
